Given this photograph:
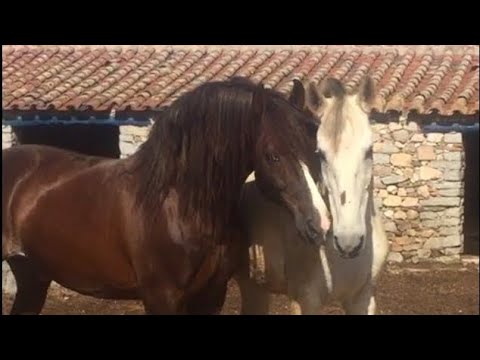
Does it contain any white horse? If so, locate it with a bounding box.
[235,77,389,315]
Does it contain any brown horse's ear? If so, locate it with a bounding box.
[357,76,375,106]
[251,82,266,120]
[305,82,323,115]
[289,79,305,109]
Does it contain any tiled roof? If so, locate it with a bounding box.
[2,45,479,117]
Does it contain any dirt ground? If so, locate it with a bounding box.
[3,261,479,315]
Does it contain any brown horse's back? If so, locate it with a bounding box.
[3,145,103,242]
[2,145,139,298]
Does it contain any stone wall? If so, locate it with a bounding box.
[119,125,151,158]
[2,262,17,295]
[117,122,466,264]
[2,126,19,296]
[2,125,14,149]
[372,122,465,264]
[0,120,469,301]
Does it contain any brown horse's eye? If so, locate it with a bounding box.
[266,153,280,164]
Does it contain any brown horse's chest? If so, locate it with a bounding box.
[188,240,239,287]
[160,190,243,280]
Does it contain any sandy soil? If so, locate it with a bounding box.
[2,261,478,315]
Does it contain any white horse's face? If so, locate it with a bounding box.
[305,77,375,258]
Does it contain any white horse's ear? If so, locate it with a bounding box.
[321,78,346,99]
[305,82,323,115]
[357,76,375,107]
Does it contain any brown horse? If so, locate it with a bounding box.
[2,77,327,315]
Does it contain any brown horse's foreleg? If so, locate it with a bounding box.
[235,272,271,315]
[185,281,229,315]
[7,256,51,315]
[233,245,271,315]
[141,284,187,315]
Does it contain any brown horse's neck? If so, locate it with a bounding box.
[119,79,274,240]
[125,126,257,239]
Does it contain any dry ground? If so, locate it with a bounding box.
[2,260,479,315]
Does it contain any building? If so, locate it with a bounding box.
[2,45,479,264]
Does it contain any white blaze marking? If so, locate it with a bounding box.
[300,161,331,232]
[245,172,256,183]
[319,245,333,293]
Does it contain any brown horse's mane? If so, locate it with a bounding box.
[132,77,315,236]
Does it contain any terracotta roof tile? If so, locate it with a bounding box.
[344,52,379,92]
[2,45,478,117]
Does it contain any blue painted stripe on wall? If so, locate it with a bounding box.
[422,122,479,133]
[2,117,152,127]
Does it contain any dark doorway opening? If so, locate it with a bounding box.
[463,128,479,255]
[13,124,120,159]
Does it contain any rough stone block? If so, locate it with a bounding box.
[391,153,412,167]
[443,133,462,143]
[420,197,460,207]
[426,133,443,143]
[382,175,407,185]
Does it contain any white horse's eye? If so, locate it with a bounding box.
[316,149,326,162]
[365,146,373,159]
